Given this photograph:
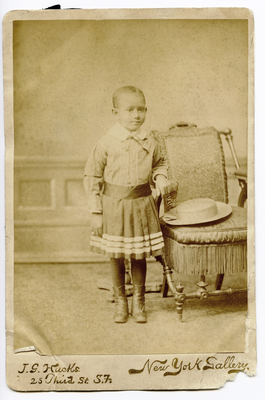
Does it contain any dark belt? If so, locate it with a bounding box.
[103,182,152,199]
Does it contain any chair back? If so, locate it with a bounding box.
[152,124,228,205]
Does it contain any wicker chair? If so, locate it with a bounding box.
[153,123,247,320]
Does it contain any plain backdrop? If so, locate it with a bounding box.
[1,1,264,399]
[13,18,248,161]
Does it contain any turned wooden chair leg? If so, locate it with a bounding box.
[238,181,247,208]
[156,254,186,320]
[176,283,185,320]
[215,274,224,290]
[196,275,209,300]
[161,274,169,297]
[124,259,131,285]
[156,254,172,297]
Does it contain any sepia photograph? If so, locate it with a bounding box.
[3,5,256,393]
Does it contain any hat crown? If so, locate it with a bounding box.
[176,198,218,223]
[164,198,232,226]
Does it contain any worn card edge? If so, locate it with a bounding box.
[3,7,256,392]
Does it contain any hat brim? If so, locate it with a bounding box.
[163,202,232,226]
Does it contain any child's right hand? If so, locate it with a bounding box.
[91,213,103,237]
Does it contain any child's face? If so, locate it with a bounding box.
[113,93,147,132]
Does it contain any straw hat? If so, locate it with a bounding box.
[163,198,232,226]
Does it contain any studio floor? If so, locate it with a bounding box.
[14,261,247,356]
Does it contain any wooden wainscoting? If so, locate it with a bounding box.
[14,156,246,263]
[14,156,107,263]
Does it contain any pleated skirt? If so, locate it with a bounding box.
[90,194,164,260]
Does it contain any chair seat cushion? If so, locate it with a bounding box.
[161,206,246,244]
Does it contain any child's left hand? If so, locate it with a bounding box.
[155,175,178,198]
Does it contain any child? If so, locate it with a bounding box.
[84,86,170,324]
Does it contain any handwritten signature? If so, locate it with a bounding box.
[128,356,248,376]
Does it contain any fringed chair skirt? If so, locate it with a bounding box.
[90,182,164,260]
[161,206,247,275]
[164,237,247,275]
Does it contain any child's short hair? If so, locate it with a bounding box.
[112,86,145,108]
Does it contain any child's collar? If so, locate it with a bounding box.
[108,123,147,142]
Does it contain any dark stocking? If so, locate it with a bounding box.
[131,259,147,286]
[110,258,125,287]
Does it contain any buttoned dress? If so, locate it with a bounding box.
[84,123,168,260]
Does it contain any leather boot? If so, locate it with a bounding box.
[132,284,147,323]
[113,286,128,323]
